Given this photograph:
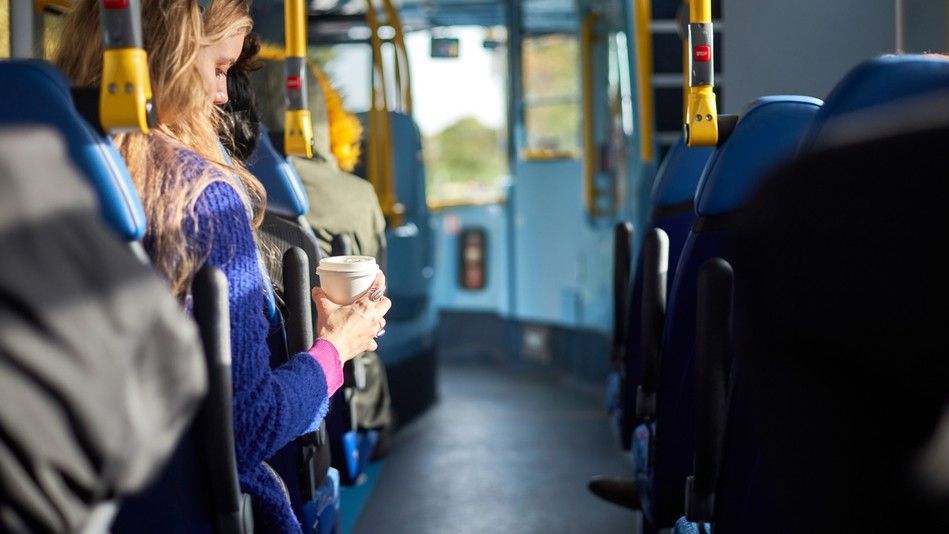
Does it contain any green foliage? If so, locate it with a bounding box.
[522,34,581,154]
[425,116,506,202]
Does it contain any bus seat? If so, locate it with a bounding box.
[247,128,310,220]
[0,60,146,241]
[0,126,206,533]
[800,54,949,150]
[618,138,713,450]
[244,131,340,529]
[112,265,253,534]
[248,128,322,291]
[643,96,822,528]
[717,93,949,533]
[314,468,341,534]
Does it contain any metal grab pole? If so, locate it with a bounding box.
[684,0,718,147]
[633,0,655,162]
[284,0,314,157]
[365,0,403,226]
[380,0,412,114]
[581,12,600,217]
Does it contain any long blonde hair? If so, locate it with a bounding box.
[56,0,264,297]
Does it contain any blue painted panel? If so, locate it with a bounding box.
[511,159,615,332]
[431,204,511,316]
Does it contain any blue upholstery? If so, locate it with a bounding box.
[247,127,309,218]
[651,140,714,208]
[714,58,949,533]
[619,139,713,450]
[695,96,823,216]
[0,60,146,241]
[631,422,656,522]
[673,517,711,534]
[388,112,428,217]
[647,97,821,528]
[311,468,340,534]
[801,55,949,148]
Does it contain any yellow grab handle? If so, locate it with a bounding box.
[284,109,314,159]
[98,0,154,133]
[99,48,153,133]
[684,0,718,147]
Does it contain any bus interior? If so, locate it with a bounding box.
[1,0,948,532]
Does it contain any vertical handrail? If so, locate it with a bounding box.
[581,12,601,217]
[684,0,718,146]
[894,0,905,53]
[380,0,413,114]
[633,0,655,162]
[283,0,314,157]
[365,0,403,226]
[10,0,34,58]
[681,0,689,124]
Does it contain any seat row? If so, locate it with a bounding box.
[608,55,949,532]
[0,58,398,532]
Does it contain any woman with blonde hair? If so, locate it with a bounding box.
[55,2,390,532]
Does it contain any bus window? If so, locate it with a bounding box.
[406,26,509,207]
[1,0,9,59]
[312,43,373,114]
[522,33,580,159]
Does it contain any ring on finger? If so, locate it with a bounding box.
[369,287,386,302]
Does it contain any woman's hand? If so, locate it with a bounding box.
[312,271,391,363]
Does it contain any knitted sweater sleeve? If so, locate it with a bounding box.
[191,179,331,474]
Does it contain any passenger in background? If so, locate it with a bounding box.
[53,2,390,532]
[220,33,264,162]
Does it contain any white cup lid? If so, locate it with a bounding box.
[318,255,379,275]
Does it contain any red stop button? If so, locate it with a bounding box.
[694,45,711,63]
[286,75,302,91]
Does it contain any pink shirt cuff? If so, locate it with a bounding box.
[308,339,343,396]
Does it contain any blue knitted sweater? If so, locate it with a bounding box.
[167,149,330,533]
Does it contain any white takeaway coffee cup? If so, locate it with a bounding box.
[317,256,380,305]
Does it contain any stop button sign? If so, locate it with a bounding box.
[694,45,711,63]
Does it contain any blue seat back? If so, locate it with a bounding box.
[619,139,713,449]
[697,96,824,216]
[0,60,146,241]
[801,55,949,149]
[247,128,309,218]
[716,58,949,533]
[356,111,434,324]
[646,96,822,527]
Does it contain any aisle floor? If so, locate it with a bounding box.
[353,360,637,534]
